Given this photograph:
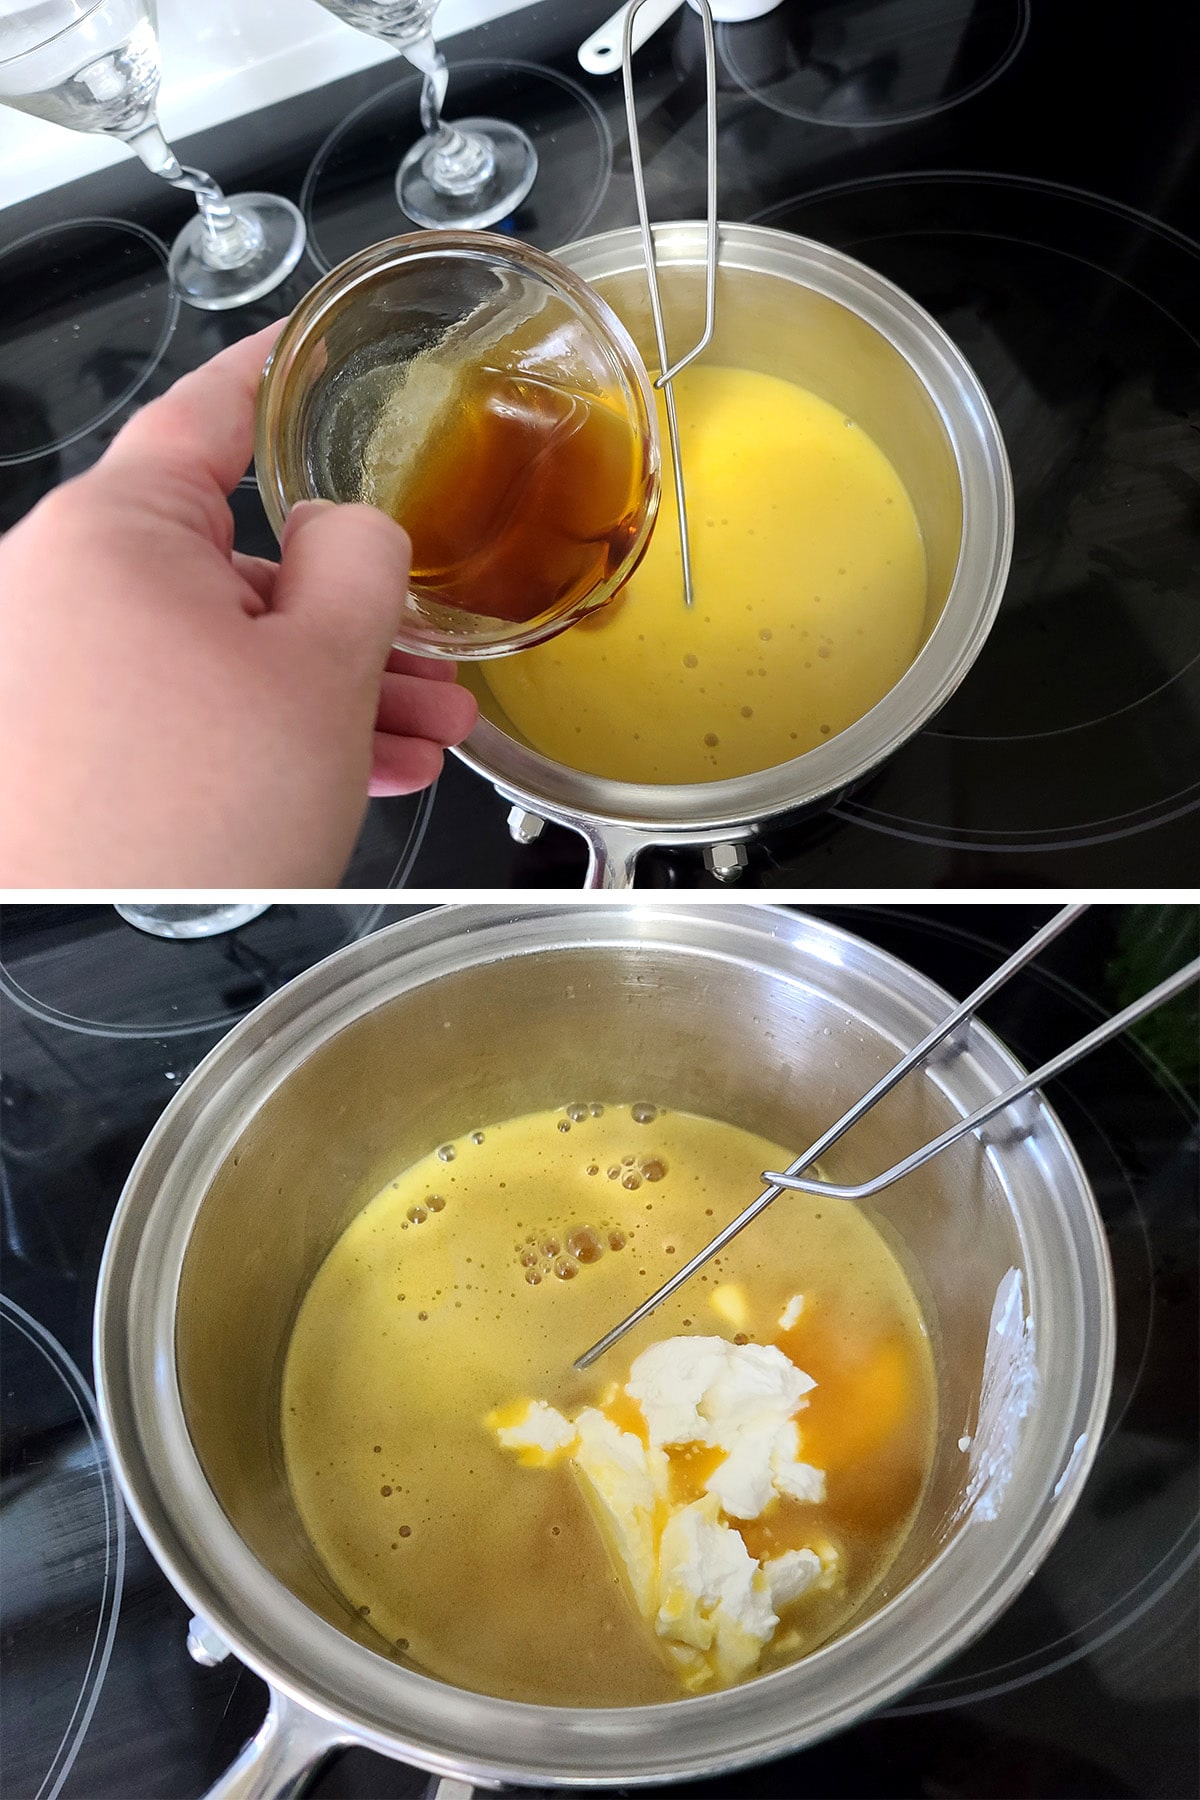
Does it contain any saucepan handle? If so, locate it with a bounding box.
[200,1689,347,1800]
[582,824,646,888]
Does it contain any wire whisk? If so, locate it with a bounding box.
[621,0,719,608]
[576,904,1199,1370]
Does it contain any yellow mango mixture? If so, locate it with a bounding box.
[482,366,928,782]
[282,1102,936,1706]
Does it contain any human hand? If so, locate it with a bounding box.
[0,322,477,887]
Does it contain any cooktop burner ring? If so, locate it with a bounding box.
[894,1519,1200,1710]
[718,0,1030,129]
[0,217,178,469]
[750,171,1200,857]
[0,1296,126,1800]
[346,783,439,888]
[299,58,614,276]
[0,904,389,1040]
[830,786,1200,853]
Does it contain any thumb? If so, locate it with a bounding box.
[272,500,411,671]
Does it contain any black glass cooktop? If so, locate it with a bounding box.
[1,0,1197,886]
[1,901,1196,1800]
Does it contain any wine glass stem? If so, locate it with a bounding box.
[122,117,263,267]
[397,28,495,196]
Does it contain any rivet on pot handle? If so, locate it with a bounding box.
[200,1688,347,1800]
[704,841,749,883]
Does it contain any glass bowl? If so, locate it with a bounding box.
[255,231,661,659]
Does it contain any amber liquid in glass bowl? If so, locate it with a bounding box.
[370,357,651,628]
[257,233,661,659]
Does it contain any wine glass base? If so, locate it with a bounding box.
[396,118,538,230]
[302,61,612,272]
[168,193,307,312]
[114,904,272,940]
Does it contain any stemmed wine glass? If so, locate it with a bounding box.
[0,0,306,310]
[310,0,538,230]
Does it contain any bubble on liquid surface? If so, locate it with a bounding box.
[470,1130,485,1145]
[586,1163,600,1177]
[426,1193,445,1212]
[568,1227,603,1264]
[703,733,719,748]
[607,1166,621,1180]
[553,1258,578,1281]
[407,1205,428,1225]
[436,1144,456,1163]
[622,1171,642,1191]
[631,1103,658,1125]
[640,1157,667,1182]
[557,1120,571,1133]
[589,1103,604,1117]
[566,1103,588,1123]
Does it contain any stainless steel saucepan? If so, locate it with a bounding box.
[95,905,1111,1797]
[456,225,1014,886]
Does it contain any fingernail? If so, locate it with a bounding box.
[283,497,336,541]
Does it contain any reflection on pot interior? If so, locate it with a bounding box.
[483,366,927,782]
[282,1101,936,1705]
